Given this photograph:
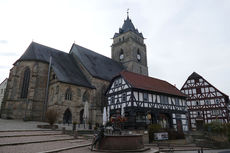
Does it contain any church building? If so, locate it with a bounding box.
[1,14,188,131]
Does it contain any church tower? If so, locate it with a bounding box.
[111,14,148,76]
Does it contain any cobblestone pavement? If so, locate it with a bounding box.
[0,134,72,145]
[0,139,91,153]
[1,119,230,153]
[0,118,88,131]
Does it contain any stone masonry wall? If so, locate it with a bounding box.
[1,61,48,120]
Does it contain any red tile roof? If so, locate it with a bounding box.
[120,71,186,97]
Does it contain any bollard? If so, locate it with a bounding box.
[198,149,200,153]
[62,127,66,134]
[201,147,203,153]
[74,131,78,139]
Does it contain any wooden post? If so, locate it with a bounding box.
[74,131,78,139]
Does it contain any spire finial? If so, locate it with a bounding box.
[127,8,129,18]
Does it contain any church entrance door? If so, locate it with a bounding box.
[63,109,72,124]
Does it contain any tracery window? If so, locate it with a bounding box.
[65,88,72,101]
[83,91,89,102]
[21,67,30,98]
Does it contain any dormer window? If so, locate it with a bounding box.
[119,49,124,61]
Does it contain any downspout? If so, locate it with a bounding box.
[42,56,52,121]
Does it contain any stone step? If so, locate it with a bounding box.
[37,143,91,153]
[0,137,75,146]
[0,133,63,138]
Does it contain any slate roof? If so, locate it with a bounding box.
[113,16,143,38]
[120,71,186,97]
[70,43,124,81]
[17,42,94,88]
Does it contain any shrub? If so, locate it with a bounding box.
[46,109,58,126]
[167,129,185,140]
[204,121,224,134]
[148,124,162,142]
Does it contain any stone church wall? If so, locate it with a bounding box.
[1,61,48,120]
[71,52,111,125]
[47,79,93,124]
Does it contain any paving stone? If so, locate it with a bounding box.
[0,135,72,145]
[0,139,91,153]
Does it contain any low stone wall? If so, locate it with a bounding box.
[97,134,144,150]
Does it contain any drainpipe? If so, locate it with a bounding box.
[42,56,52,121]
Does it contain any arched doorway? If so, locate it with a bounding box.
[63,108,72,124]
[80,109,84,124]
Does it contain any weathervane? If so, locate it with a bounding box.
[127,8,129,17]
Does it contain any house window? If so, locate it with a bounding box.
[212,110,221,116]
[21,67,30,98]
[122,93,126,102]
[196,88,201,94]
[65,88,72,101]
[205,100,210,105]
[143,93,148,102]
[175,98,179,106]
[111,96,115,104]
[136,112,146,122]
[215,99,220,104]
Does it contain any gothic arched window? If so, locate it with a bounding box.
[83,91,89,102]
[21,67,30,98]
[65,88,72,101]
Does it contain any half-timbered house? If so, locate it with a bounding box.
[181,72,230,130]
[106,71,188,132]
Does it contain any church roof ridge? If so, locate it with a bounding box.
[70,43,124,81]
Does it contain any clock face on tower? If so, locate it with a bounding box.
[137,53,141,61]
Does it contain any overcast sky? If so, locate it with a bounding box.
[0,0,229,95]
